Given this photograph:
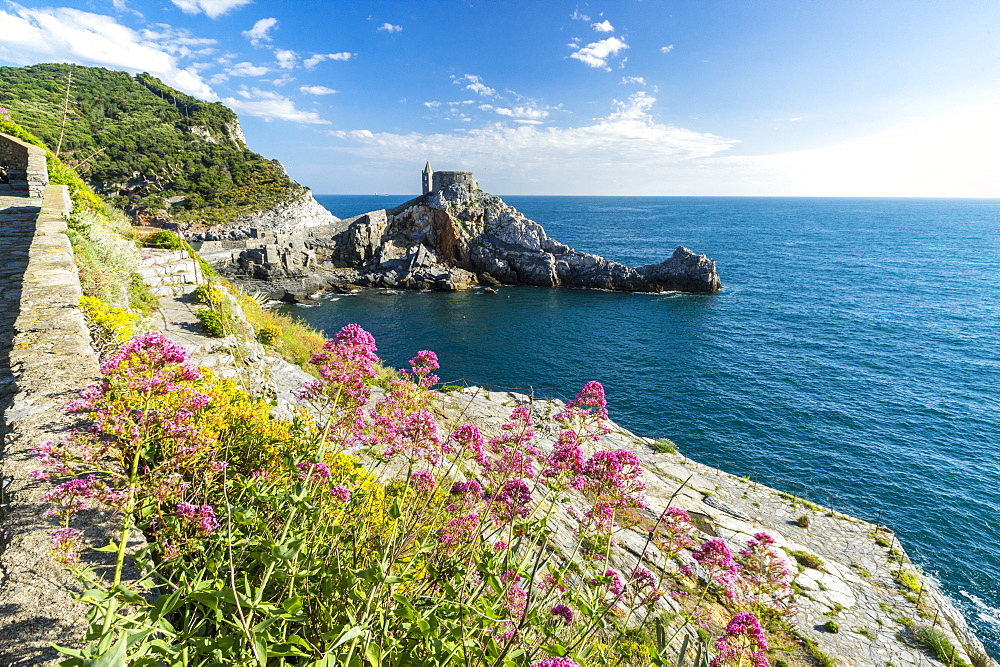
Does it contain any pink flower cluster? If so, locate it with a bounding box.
[710,613,769,667]
[176,502,219,535]
[692,538,742,600]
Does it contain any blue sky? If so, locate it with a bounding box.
[1,0,999,196]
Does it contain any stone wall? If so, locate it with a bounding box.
[0,184,128,665]
[0,133,49,199]
[432,170,477,191]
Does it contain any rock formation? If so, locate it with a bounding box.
[187,189,341,241]
[198,183,722,296]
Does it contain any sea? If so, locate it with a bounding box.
[289,194,1000,655]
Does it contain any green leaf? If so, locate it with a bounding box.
[281,597,304,615]
[330,625,364,650]
[363,642,381,667]
[90,634,127,667]
[388,498,401,520]
[92,541,119,553]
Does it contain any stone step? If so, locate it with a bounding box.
[150,283,199,297]
[138,249,190,266]
[136,259,198,279]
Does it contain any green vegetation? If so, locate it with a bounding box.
[195,309,225,337]
[894,568,921,593]
[142,229,186,251]
[650,438,678,454]
[873,531,893,548]
[0,63,301,224]
[823,620,839,634]
[785,548,824,571]
[78,295,146,358]
[797,632,837,667]
[795,514,810,529]
[911,626,970,667]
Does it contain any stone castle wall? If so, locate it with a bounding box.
[432,171,477,192]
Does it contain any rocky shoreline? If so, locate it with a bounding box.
[188,184,722,299]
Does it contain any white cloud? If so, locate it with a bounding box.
[0,5,216,100]
[227,61,270,77]
[424,101,442,108]
[620,76,646,86]
[303,52,353,69]
[111,0,144,19]
[659,44,674,54]
[479,104,550,120]
[452,74,495,97]
[275,49,297,69]
[242,17,278,46]
[327,93,735,181]
[377,22,402,33]
[591,20,614,33]
[570,9,590,21]
[170,0,251,19]
[221,87,330,124]
[789,117,802,122]
[300,85,337,95]
[569,36,628,70]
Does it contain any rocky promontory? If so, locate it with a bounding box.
[194,182,721,297]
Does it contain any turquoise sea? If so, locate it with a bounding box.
[293,194,1000,655]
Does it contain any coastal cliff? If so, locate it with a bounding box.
[195,182,721,296]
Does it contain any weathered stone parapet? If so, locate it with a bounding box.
[0,132,49,199]
[0,185,128,665]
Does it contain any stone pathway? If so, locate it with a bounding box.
[0,194,38,412]
[148,288,312,418]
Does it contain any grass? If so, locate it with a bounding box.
[873,532,893,548]
[894,568,922,593]
[797,632,837,667]
[823,620,839,634]
[786,548,824,571]
[880,602,915,628]
[231,286,326,370]
[911,625,971,667]
[128,273,159,316]
[650,438,678,454]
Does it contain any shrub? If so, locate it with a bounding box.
[68,208,142,307]
[192,283,224,306]
[256,324,282,345]
[795,514,810,529]
[195,309,225,337]
[141,230,185,251]
[894,568,921,593]
[823,620,839,633]
[127,273,159,316]
[912,625,971,667]
[650,438,678,454]
[78,295,145,358]
[232,288,325,370]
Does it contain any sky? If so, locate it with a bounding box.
[1,0,999,197]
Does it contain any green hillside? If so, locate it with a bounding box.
[0,63,300,224]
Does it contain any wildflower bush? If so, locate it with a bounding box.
[36,325,800,667]
[78,295,147,359]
